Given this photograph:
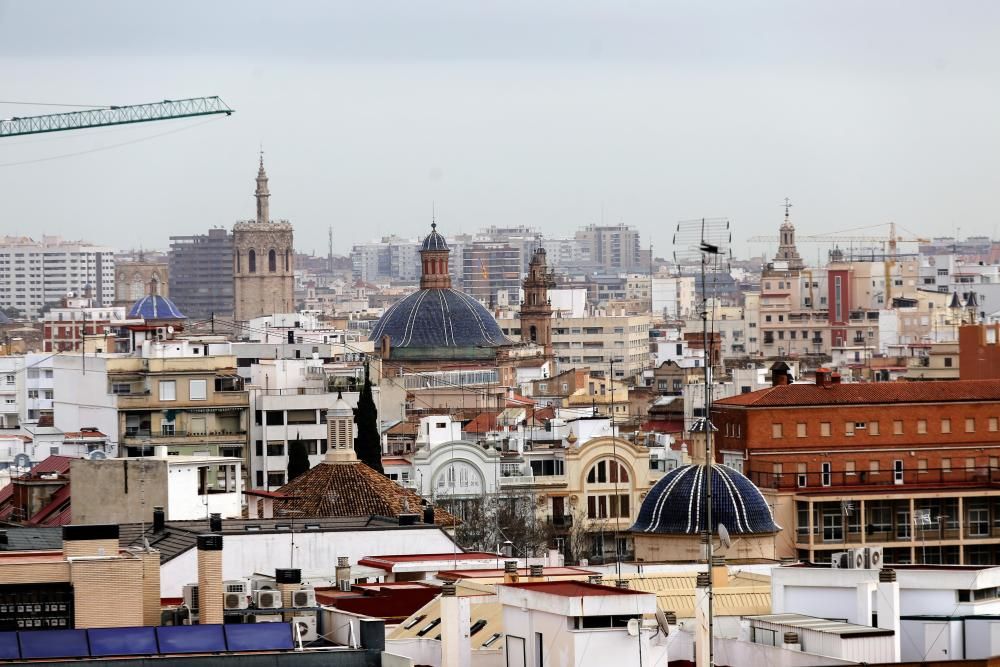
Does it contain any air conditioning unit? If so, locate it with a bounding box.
[848,548,867,569]
[254,589,282,610]
[292,614,318,642]
[182,584,199,612]
[866,546,884,569]
[224,580,250,595]
[251,577,276,592]
[292,588,316,608]
[251,613,283,623]
[830,552,849,569]
[224,591,248,610]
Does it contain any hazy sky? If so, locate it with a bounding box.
[2,1,999,259]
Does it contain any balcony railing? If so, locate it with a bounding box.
[123,429,247,441]
[499,474,567,488]
[752,467,1000,492]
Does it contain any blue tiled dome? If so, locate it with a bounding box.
[631,464,778,536]
[369,288,509,349]
[421,224,449,252]
[128,295,186,320]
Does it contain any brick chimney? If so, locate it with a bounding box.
[830,371,842,385]
[196,534,224,625]
[62,524,120,558]
[276,567,301,621]
[815,368,832,387]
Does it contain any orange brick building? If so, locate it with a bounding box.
[712,372,1000,565]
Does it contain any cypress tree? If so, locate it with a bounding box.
[354,364,383,473]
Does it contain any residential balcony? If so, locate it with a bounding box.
[122,429,247,445]
[547,514,574,528]
[116,391,249,410]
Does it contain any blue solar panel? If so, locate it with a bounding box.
[156,624,227,654]
[88,626,158,656]
[0,632,18,660]
[225,623,294,652]
[18,628,89,659]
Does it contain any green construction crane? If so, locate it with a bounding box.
[0,96,233,138]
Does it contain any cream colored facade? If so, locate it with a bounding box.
[109,354,249,458]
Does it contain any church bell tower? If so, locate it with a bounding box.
[520,245,555,358]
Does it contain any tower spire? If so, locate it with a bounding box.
[255,151,270,224]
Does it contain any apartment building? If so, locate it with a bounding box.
[499,314,652,382]
[713,372,1000,564]
[574,224,642,273]
[0,356,23,430]
[108,338,249,459]
[461,241,522,306]
[42,296,126,353]
[168,228,234,319]
[0,236,115,319]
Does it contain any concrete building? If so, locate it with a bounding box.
[0,355,24,430]
[0,236,115,319]
[168,228,234,319]
[461,241,522,306]
[71,451,243,523]
[233,157,295,321]
[114,257,168,307]
[41,296,126,353]
[651,275,696,320]
[574,224,642,273]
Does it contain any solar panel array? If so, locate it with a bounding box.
[0,622,293,660]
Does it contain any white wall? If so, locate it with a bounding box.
[165,463,242,520]
[52,355,119,452]
[160,527,458,596]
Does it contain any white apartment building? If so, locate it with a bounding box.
[22,353,54,424]
[0,356,24,430]
[651,275,696,320]
[0,236,115,319]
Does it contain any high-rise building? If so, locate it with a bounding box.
[233,156,295,321]
[0,236,115,319]
[168,228,234,319]
[461,241,522,306]
[575,224,642,272]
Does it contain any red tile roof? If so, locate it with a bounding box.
[464,412,499,434]
[714,379,1000,408]
[359,552,498,571]
[502,581,639,597]
[438,566,596,581]
[26,484,71,527]
[29,456,74,475]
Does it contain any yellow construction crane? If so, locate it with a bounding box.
[748,222,930,302]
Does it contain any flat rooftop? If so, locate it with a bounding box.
[502,581,640,597]
[746,613,894,638]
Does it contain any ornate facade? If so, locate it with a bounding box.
[114,259,168,307]
[233,156,295,322]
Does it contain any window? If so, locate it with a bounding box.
[27,389,38,399]
[248,249,256,273]
[969,506,990,537]
[772,423,783,439]
[586,459,630,484]
[966,457,976,471]
[942,458,951,472]
[870,460,880,474]
[918,459,928,473]
[966,418,976,433]
[870,421,880,436]
[991,418,999,432]
[941,418,951,434]
[820,422,831,437]
[845,461,855,476]
[266,471,285,486]
[266,441,284,456]
[944,357,953,368]
[268,249,277,272]
[189,379,207,401]
[821,462,831,487]
[893,459,904,484]
[917,419,927,434]
[845,422,855,437]
[893,420,903,435]
[796,423,806,438]
[159,380,176,401]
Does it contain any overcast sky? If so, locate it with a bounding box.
[1,1,999,259]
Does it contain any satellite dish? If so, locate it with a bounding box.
[89,450,107,460]
[12,453,31,470]
[717,523,732,549]
[654,609,672,636]
[626,618,641,637]
[166,325,175,334]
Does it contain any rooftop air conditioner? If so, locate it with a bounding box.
[251,576,276,592]
[849,548,867,569]
[253,589,282,610]
[867,546,884,569]
[830,552,849,569]
[292,588,316,609]
[250,613,283,623]
[182,584,199,613]
[292,614,318,642]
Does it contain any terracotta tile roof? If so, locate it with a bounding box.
[386,421,419,436]
[714,379,1000,408]
[29,455,74,475]
[464,412,499,434]
[501,581,638,597]
[359,552,499,571]
[273,461,459,525]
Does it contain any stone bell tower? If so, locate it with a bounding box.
[233,154,295,322]
[519,244,555,358]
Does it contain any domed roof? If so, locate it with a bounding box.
[128,295,186,320]
[421,223,449,252]
[631,464,778,536]
[369,288,510,350]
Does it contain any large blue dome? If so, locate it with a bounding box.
[631,464,778,536]
[370,288,509,350]
[128,295,186,320]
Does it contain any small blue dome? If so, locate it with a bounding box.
[421,224,449,252]
[128,295,186,320]
[369,288,509,349]
[631,464,778,536]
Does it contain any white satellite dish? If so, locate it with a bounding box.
[12,453,31,470]
[166,325,175,334]
[89,450,107,460]
[626,618,641,637]
[718,523,732,549]
[654,609,672,636]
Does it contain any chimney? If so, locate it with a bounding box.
[771,365,790,387]
[529,564,544,581]
[503,560,519,584]
[423,505,435,525]
[815,368,831,387]
[152,506,165,533]
[695,572,711,667]
[209,513,222,532]
[335,556,351,592]
[62,524,120,558]
[711,555,728,588]
[615,579,630,589]
[359,618,386,652]
[276,568,301,621]
[588,575,603,585]
[196,534,224,625]
[877,568,901,662]
[830,371,842,385]
[782,631,801,652]
[440,580,472,667]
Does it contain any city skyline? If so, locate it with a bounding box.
[2,1,1000,257]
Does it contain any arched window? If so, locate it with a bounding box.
[268,249,277,272]
[248,249,256,273]
[529,325,538,342]
[235,250,241,273]
[586,459,630,484]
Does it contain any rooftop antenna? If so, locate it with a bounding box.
[674,216,730,667]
